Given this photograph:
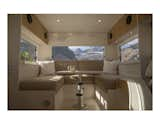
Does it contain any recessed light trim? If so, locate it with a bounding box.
[98,19,102,23]
[56,19,60,23]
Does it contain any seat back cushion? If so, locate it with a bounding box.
[40,61,55,76]
[119,62,141,78]
[103,60,119,74]
[19,63,40,81]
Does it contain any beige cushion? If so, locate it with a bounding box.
[106,88,129,110]
[35,75,63,82]
[40,61,55,76]
[19,75,64,91]
[119,62,141,78]
[19,63,39,81]
[145,60,152,78]
[103,60,119,74]
[95,76,117,90]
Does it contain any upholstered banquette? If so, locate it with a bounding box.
[19,61,64,92]
[17,61,64,110]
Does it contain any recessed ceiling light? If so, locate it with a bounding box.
[98,19,102,23]
[56,19,60,23]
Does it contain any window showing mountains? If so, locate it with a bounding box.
[52,46,104,61]
[120,38,139,62]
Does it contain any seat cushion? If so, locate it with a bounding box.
[119,62,141,78]
[19,75,64,91]
[95,73,120,81]
[106,88,129,110]
[95,74,120,90]
[103,60,119,74]
[39,61,56,76]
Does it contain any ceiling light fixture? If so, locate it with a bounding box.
[98,19,102,23]
[56,19,60,23]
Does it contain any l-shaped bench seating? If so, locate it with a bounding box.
[17,60,151,110]
[19,62,64,92]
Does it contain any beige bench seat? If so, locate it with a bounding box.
[95,74,120,90]
[19,75,64,91]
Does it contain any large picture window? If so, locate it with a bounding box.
[20,39,37,61]
[52,46,104,61]
[120,38,140,62]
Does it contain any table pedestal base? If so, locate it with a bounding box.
[72,104,88,110]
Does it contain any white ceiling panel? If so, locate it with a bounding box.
[36,14,123,33]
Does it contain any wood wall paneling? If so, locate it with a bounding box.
[108,14,138,44]
[21,14,48,44]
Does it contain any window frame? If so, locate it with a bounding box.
[52,46,105,61]
[118,35,139,63]
[20,39,38,62]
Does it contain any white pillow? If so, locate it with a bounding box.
[40,61,55,76]
[103,60,119,74]
[145,60,152,78]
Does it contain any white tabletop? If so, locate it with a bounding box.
[56,70,103,75]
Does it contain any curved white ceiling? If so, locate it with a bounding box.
[36,14,123,33]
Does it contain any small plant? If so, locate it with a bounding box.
[20,51,33,61]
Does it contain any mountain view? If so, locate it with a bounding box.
[120,38,139,62]
[52,46,104,60]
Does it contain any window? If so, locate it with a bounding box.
[52,46,104,61]
[20,39,37,61]
[120,38,139,62]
